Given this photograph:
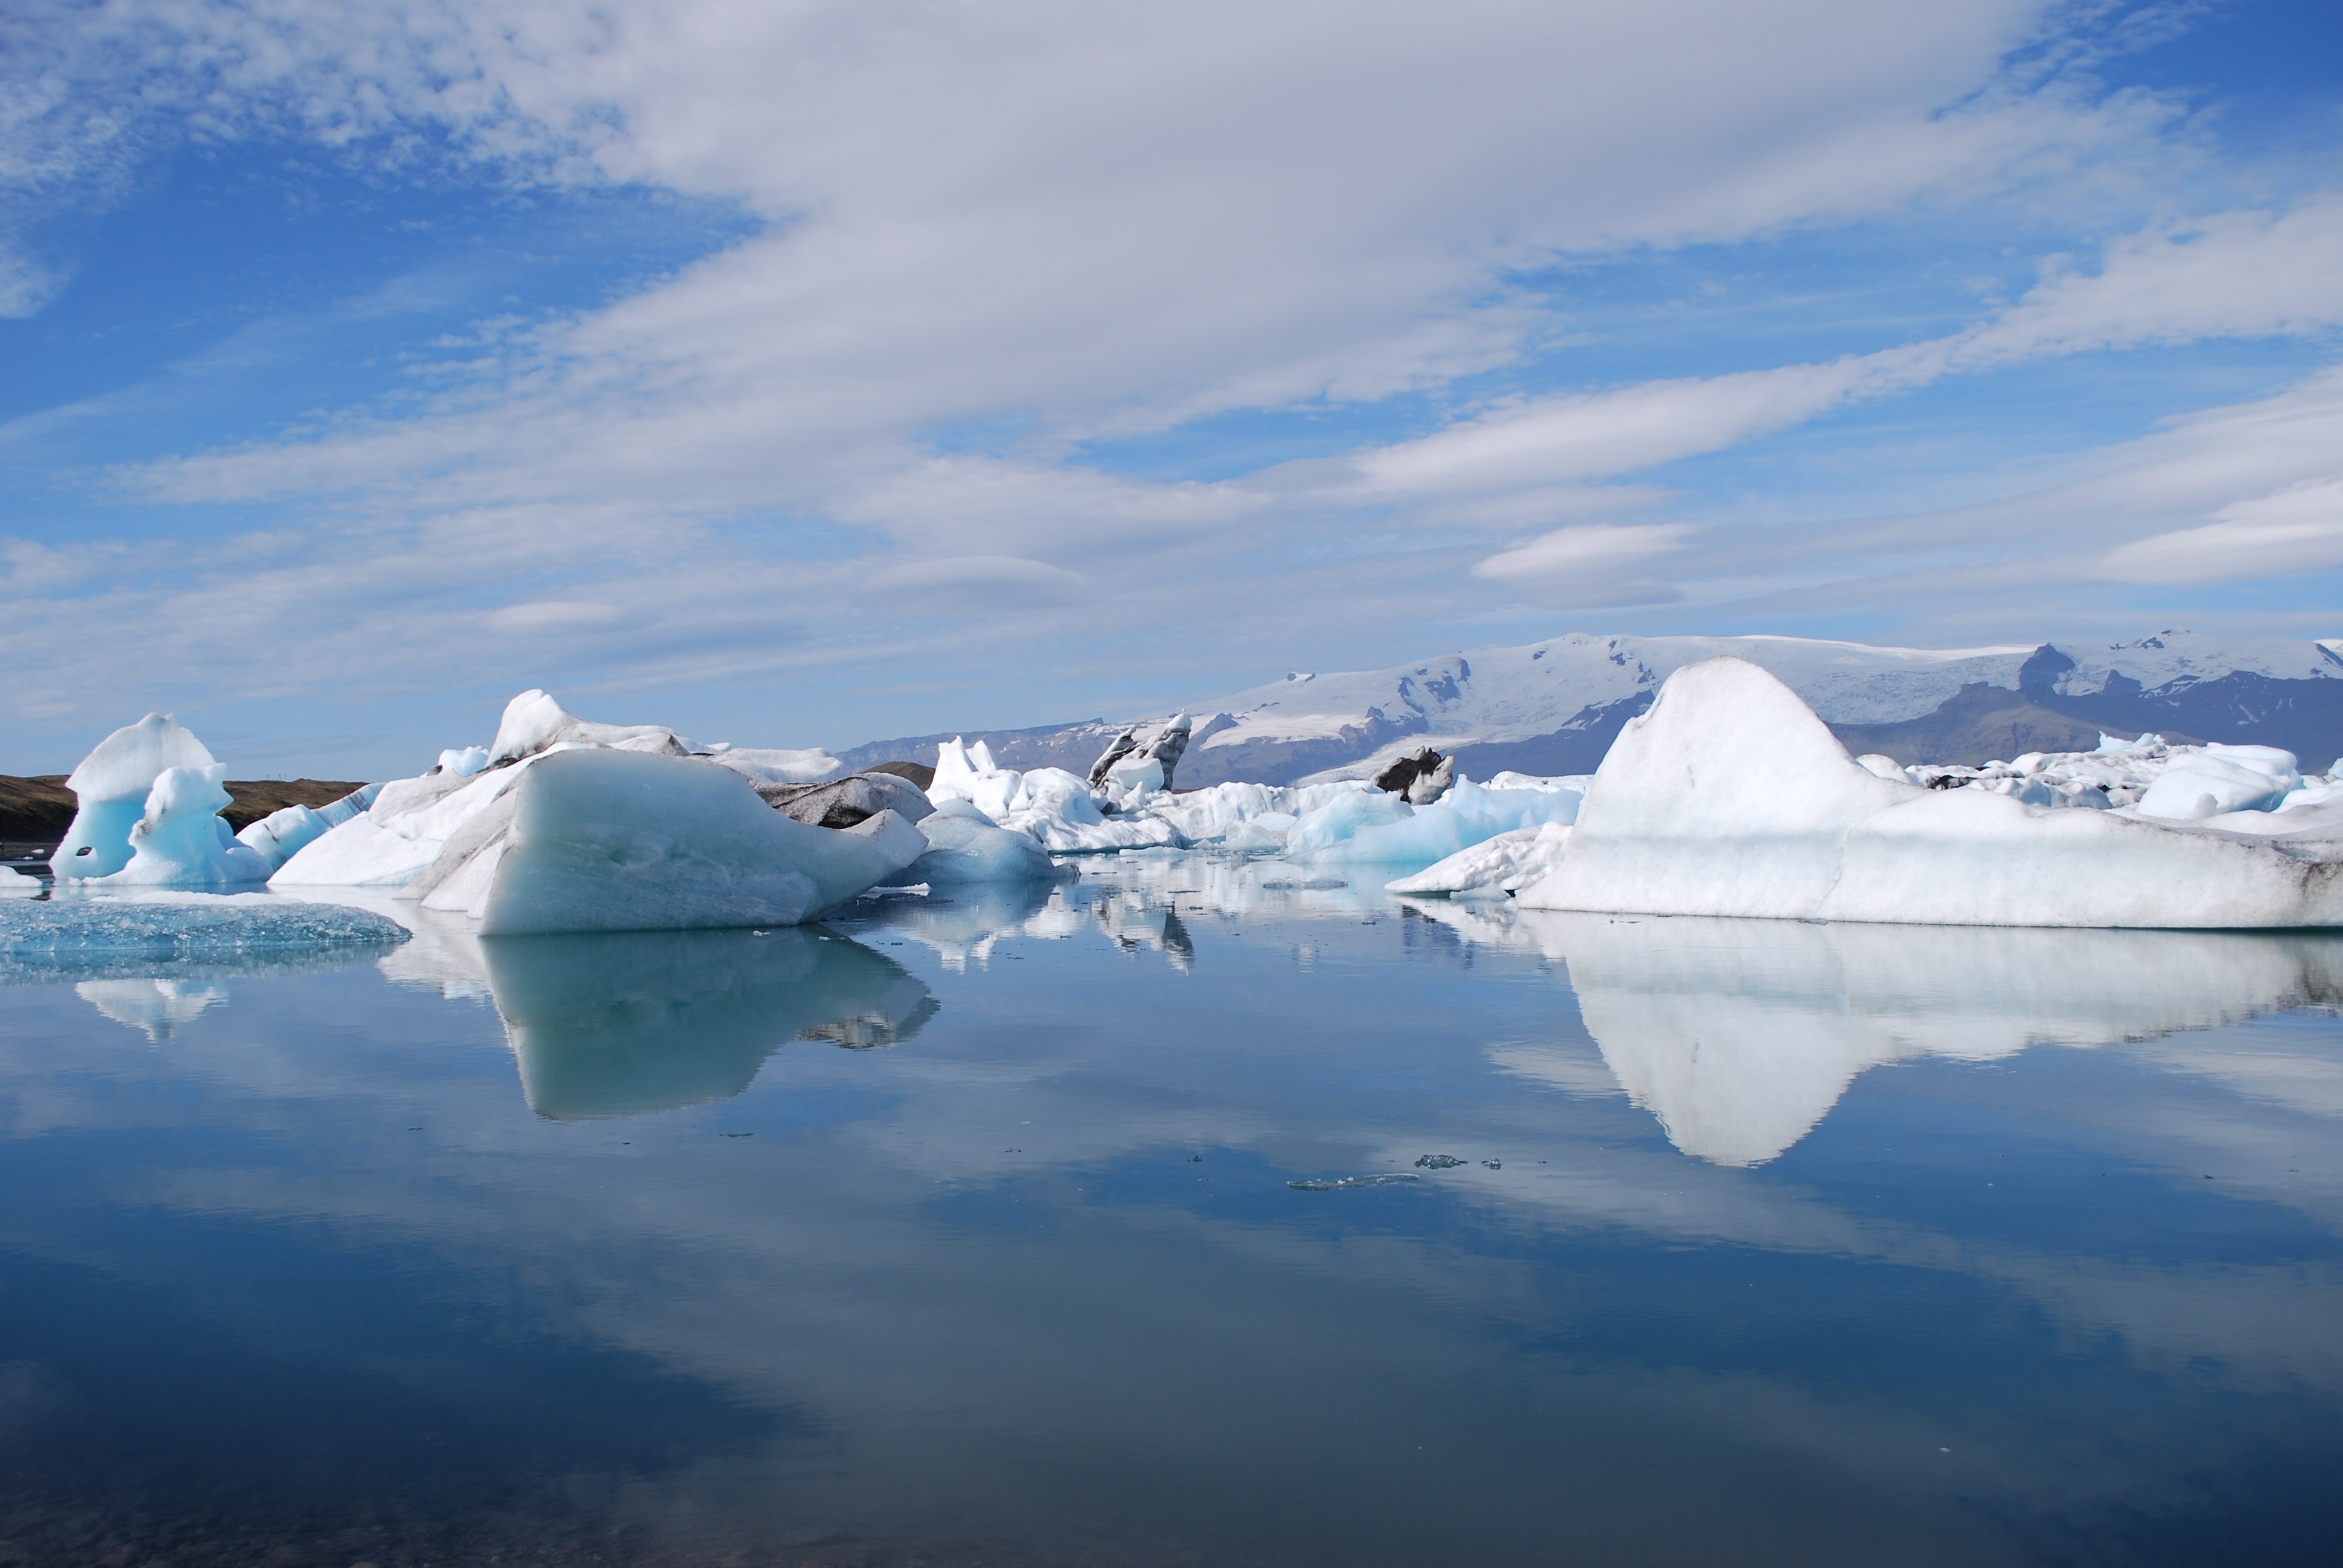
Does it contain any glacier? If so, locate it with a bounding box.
[1513,658,2343,929]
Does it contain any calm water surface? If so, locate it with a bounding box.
[3,857,2341,1566]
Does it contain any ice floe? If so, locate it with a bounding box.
[1514,658,2343,928]
[1,892,410,980]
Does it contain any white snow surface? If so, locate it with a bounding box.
[474,748,928,935]
[487,688,837,782]
[1514,658,2343,929]
[273,764,528,888]
[1043,629,2343,786]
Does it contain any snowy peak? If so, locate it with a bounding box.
[831,629,2343,787]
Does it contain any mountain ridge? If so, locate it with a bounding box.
[829,630,2343,785]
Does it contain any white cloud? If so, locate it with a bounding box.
[1470,524,1693,609]
[861,554,1091,613]
[2100,477,2343,586]
[7,1,2343,760]
[1957,195,2343,364]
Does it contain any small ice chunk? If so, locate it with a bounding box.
[909,809,1068,883]
[439,746,492,777]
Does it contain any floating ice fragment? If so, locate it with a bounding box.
[1288,1174,1420,1191]
[1414,1154,1467,1169]
[1,894,410,976]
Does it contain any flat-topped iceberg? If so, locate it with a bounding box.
[1515,658,2343,928]
[470,748,926,934]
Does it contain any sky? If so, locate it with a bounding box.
[3,0,2341,777]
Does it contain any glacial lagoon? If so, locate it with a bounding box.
[4,860,2342,1566]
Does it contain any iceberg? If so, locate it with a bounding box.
[1514,658,2343,928]
[909,800,1069,883]
[274,764,527,888]
[1291,777,1581,867]
[928,741,1187,852]
[472,748,927,935]
[235,783,382,873]
[90,765,273,886]
[1,865,38,897]
[1386,820,1572,899]
[51,714,221,880]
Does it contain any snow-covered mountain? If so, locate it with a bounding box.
[832,630,2343,786]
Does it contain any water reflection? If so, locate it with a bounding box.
[1411,901,2343,1166]
[73,977,229,1040]
[483,927,937,1119]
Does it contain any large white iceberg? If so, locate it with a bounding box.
[275,688,847,891]
[51,714,222,880]
[471,748,927,935]
[1514,657,2343,928]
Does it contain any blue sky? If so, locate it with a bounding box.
[3,0,2341,776]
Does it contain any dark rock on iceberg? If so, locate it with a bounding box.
[867,759,936,791]
[1373,747,1456,803]
[758,772,934,829]
[1145,713,1193,789]
[1087,728,1141,788]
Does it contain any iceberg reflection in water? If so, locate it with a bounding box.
[483,927,937,1119]
[1412,901,2343,1166]
[2,863,2341,1567]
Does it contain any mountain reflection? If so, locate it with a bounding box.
[482,927,937,1119]
[1418,904,2343,1166]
